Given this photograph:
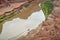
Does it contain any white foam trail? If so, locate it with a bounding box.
[0,10,45,40]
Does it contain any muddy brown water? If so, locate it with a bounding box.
[0,1,41,33]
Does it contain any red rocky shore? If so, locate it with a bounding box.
[0,0,34,18]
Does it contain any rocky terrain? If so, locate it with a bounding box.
[0,0,33,8]
[17,0,60,40]
[0,0,60,40]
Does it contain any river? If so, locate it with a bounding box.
[0,1,45,40]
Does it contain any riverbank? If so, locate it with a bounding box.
[0,0,41,37]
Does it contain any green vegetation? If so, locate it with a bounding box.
[24,3,31,8]
[0,8,20,23]
[0,1,31,23]
[0,13,16,23]
[41,0,54,18]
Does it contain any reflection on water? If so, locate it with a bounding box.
[0,10,45,40]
